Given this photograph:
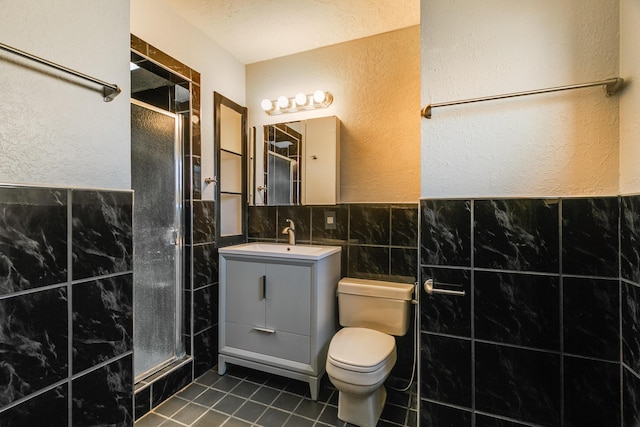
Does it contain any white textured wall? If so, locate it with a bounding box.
[0,0,130,189]
[246,26,420,203]
[619,0,640,194]
[131,0,246,201]
[421,0,620,198]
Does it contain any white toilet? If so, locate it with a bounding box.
[326,277,414,427]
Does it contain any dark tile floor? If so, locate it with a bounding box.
[135,365,417,427]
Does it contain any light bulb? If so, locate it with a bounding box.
[313,90,326,103]
[260,99,273,111]
[277,96,289,109]
[295,93,308,106]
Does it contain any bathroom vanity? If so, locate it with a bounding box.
[218,242,341,400]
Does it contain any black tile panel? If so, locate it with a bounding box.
[183,289,193,336]
[349,204,391,245]
[193,243,218,289]
[420,399,472,427]
[248,206,277,239]
[474,199,559,273]
[421,199,471,267]
[475,342,560,426]
[624,367,640,427]
[135,385,152,420]
[151,362,193,408]
[0,187,67,294]
[562,197,619,278]
[563,277,619,360]
[347,245,389,279]
[72,273,133,373]
[621,195,640,283]
[0,287,68,405]
[0,385,68,426]
[72,190,133,279]
[194,326,218,378]
[391,204,419,247]
[623,282,640,374]
[391,247,418,279]
[193,283,218,333]
[192,200,216,244]
[72,355,133,426]
[192,156,201,200]
[421,333,472,408]
[475,414,531,426]
[475,271,560,350]
[564,356,620,427]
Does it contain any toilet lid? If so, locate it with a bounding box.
[328,327,396,373]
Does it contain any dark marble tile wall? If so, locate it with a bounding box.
[621,195,640,427]
[420,196,634,427]
[0,185,134,426]
[248,203,419,383]
[189,199,219,380]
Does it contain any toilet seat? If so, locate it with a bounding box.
[327,327,397,387]
[328,327,396,372]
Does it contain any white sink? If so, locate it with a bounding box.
[219,242,341,260]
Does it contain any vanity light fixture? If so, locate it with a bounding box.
[260,90,333,115]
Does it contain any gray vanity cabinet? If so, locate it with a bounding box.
[218,249,341,400]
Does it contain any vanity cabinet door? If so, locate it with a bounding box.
[225,259,267,328]
[264,263,311,336]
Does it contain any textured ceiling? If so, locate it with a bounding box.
[162,0,420,64]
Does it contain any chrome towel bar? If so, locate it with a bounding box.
[0,41,121,102]
[424,278,465,297]
[421,77,624,119]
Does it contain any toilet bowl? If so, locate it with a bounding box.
[327,327,397,426]
[326,278,414,427]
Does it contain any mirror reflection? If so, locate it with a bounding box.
[263,122,302,205]
[256,116,340,206]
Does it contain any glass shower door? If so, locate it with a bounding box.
[131,100,183,381]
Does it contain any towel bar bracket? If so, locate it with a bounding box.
[606,77,624,97]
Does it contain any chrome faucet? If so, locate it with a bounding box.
[282,218,296,245]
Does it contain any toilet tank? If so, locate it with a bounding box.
[337,278,414,336]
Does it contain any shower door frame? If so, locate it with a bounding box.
[131,98,185,383]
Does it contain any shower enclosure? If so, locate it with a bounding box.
[131,100,184,380]
[130,50,191,382]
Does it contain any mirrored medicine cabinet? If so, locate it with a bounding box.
[251,116,340,206]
